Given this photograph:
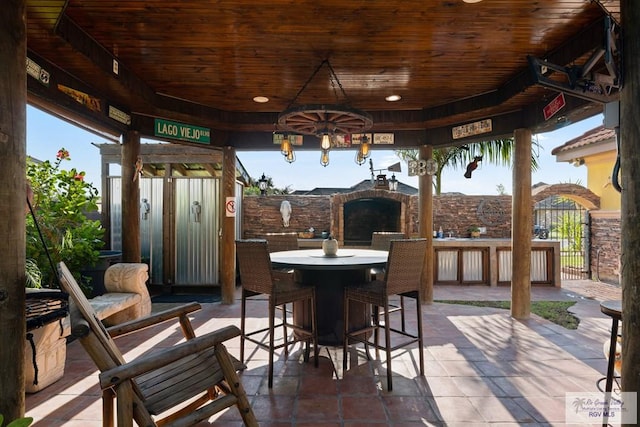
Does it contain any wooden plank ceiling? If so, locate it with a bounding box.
[25,0,621,151]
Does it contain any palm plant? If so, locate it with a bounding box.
[395,138,540,195]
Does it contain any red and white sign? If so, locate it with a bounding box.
[225,197,236,217]
[543,92,566,121]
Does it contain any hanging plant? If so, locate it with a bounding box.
[26,148,104,291]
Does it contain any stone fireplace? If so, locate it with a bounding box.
[330,189,414,246]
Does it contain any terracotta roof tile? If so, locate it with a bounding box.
[551,125,615,155]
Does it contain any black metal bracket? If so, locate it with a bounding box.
[528,16,621,104]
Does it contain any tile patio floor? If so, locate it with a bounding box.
[26,280,622,426]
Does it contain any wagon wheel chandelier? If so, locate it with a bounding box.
[277,59,373,166]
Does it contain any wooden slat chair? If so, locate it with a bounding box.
[236,239,318,388]
[57,262,257,427]
[343,239,427,391]
[370,232,407,331]
[263,232,299,253]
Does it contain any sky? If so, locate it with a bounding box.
[26,105,603,195]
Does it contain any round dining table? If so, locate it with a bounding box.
[270,248,388,345]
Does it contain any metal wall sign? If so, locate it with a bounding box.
[543,92,566,120]
[108,105,131,125]
[26,57,50,87]
[452,118,492,140]
[154,118,211,144]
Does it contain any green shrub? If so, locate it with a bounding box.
[26,148,104,290]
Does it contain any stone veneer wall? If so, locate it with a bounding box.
[241,184,620,284]
[589,211,621,285]
[242,195,331,238]
[434,195,512,238]
[243,193,513,239]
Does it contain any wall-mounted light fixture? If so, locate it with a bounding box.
[258,173,268,195]
[388,173,398,191]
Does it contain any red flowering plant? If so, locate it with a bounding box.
[26,148,104,291]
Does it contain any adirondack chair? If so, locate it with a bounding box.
[57,262,257,427]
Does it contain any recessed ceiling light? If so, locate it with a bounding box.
[463,0,483,3]
[253,96,269,103]
[385,94,402,102]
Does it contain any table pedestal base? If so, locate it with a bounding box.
[293,269,370,346]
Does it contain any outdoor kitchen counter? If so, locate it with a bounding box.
[433,238,561,286]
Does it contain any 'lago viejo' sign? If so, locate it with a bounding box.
[154,118,211,144]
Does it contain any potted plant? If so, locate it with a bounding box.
[24,148,106,392]
[468,226,481,238]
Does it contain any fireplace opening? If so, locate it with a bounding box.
[343,198,401,246]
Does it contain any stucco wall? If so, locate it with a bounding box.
[586,152,621,210]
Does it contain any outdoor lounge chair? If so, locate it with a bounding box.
[57,261,257,427]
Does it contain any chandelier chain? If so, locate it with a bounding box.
[285,59,350,109]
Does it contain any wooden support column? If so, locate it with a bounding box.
[419,145,434,303]
[162,164,175,291]
[621,0,640,401]
[511,128,532,319]
[220,146,236,304]
[101,156,112,249]
[0,0,27,419]
[121,131,141,262]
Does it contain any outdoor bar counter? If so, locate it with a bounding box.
[299,237,561,287]
[433,238,561,286]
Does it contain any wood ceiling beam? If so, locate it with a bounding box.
[202,164,220,177]
[55,14,157,106]
[98,143,223,164]
[420,16,607,125]
[26,49,126,138]
[141,164,158,177]
[43,11,607,145]
[172,163,189,176]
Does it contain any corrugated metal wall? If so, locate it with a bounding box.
[174,177,220,285]
[462,250,484,282]
[108,176,241,286]
[498,249,549,283]
[437,250,458,282]
[140,178,164,284]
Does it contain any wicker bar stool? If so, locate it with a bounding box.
[236,239,318,388]
[343,238,427,391]
[371,232,407,331]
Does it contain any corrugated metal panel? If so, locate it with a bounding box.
[109,177,122,251]
[462,250,483,281]
[437,250,458,281]
[530,250,548,282]
[498,250,548,282]
[175,178,220,285]
[498,250,511,282]
[140,178,164,284]
[235,181,244,239]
